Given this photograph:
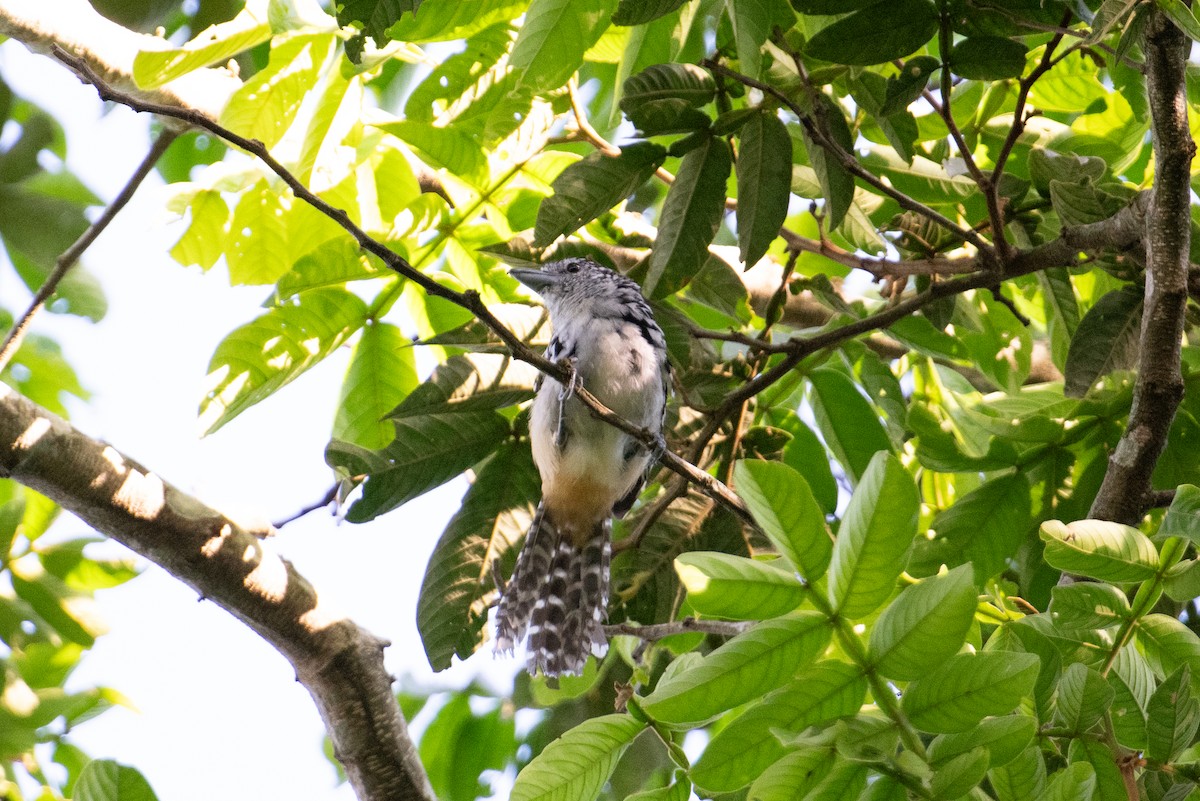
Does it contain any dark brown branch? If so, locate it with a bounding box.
[0,385,435,801]
[0,129,178,372]
[1090,10,1194,524]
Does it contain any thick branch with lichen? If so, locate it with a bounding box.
[0,384,435,801]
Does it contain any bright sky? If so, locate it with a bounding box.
[1,41,515,800]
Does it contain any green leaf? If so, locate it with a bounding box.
[382,0,525,44]
[612,0,689,24]
[334,323,418,451]
[732,460,831,580]
[170,189,230,271]
[928,715,1037,768]
[640,613,831,727]
[625,775,692,801]
[1156,0,1200,41]
[388,353,538,416]
[1148,664,1200,763]
[807,368,892,485]
[1047,582,1130,631]
[1033,762,1096,801]
[225,179,290,285]
[799,96,855,231]
[75,760,159,801]
[10,556,105,647]
[274,238,382,301]
[868,564,977,681]
[419,693,515,801]
[948,36,1028,80]
[989,745,1046,801]
[511,714,646,801]
[827,451,919,619]
[1108,645,1153,749]
[735,111,792,267]
[1054,663,1115,735]
[805,0,938,65]
[743,745,835,801]
[533,142,666,246]
[1137,614,1200,695]
[691,661,865,793]
[1159,484,1200,544]
[1039,519,1159,584]
[346,410,511,522]
[220,35,332,149]
[622,63,716,113]
[909,472,1031,582]
[374,119,486,180]
[769,410,838,513]
[1028,150,1108,196]
[338,0,422,49]
[902,651,1040,733]
[132,7,270,88]
[930,747,990,801]
[729,0,792,79]
[199,288,366,435]
[1064,285,1144,397]
[675,552,806,619]
[645,135,731,297]
[510,0,617,92]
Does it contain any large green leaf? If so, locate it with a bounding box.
[1033,762,1096,801]
[338,0,422,50]
[533,142,666,246]
[1147,664,1200,763]
[989,745,1047,801]
[808,368,892,485]
[827,452,919,619]
[612,0,689,24]
[639,613,830,727]
[510,0,617,92]
[1053,663,1115,735]
[1064,285,1144,397]
[948,36,1028,80]
[1039,520,1159,584]
[1047,582,1130,631]
[867,564,977,681]
[902,651,1040,733]
[225,179,291,285]
[199,288,366,435]
[799,96,855,231]
[75,759,159,801]
[1137,614,1200,695]
[805,0,938,65]
[511,714,646,801]
[644,135,731,297]
[735,111,792,267]
[732,460,831,580]
[690,661,866,793]
[1158,483,1200,544]
[345,410,511,522]
[909,472,1031,581]
[419,693,515,801]
[373,119,487,181]
[928,716,1037,769]
[675,552,806,619]
[220,35,332,149]
[334,323,419,452]
[743,745,835,801]
[132,6,270,88]
[416,445,537,671]
[10,556,104,647]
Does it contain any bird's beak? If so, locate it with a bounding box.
[509,267,562,292]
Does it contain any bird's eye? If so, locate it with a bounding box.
[566,262,581,274]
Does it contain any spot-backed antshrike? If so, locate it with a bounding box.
[494,257,669,677]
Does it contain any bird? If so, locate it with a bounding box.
[494,257,670,677]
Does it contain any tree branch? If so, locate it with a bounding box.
[1090,10,1194,524]
[0,384,435,801]
[0,129,177,373]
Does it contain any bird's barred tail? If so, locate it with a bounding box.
[494,507,610,677]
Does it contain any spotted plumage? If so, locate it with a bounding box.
[494,258,669,677]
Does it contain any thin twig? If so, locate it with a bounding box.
[0,129,178,373]
[272,484,339,529]
[604,617,753,641]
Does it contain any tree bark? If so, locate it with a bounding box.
[1089,10,1194,524]
[0,384,435,801]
